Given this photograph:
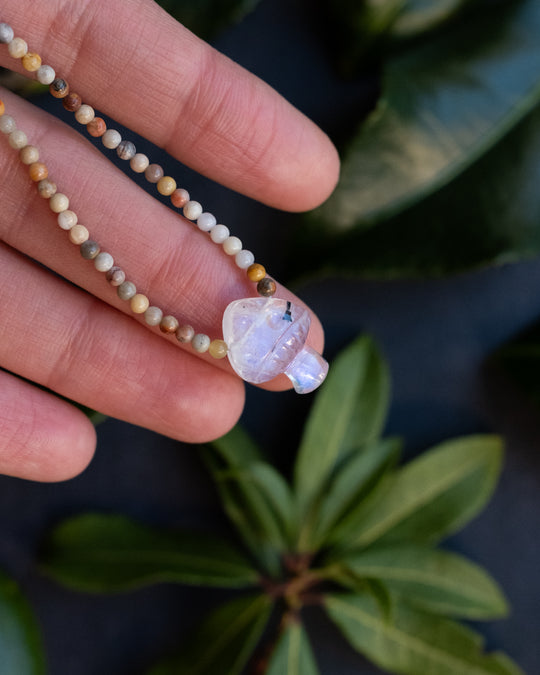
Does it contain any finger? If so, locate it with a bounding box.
[0,87,325,390]
[0,369,96,481]
[0,0,340,211]
[0,241,246,444]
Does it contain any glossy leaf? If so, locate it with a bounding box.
[0,570,45,675]
[304,437,401,550]
[266,620,320,675]
[202,448,283,576]
[325,593,524,675]
[40,513,259,591]
[330,435,502,549]
[156,0,261,41]
[148,594,272,675]
[294,336,390,523]
[303,0,540,278]
[338,544,508,618]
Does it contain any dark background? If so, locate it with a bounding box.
[1,1,539,673]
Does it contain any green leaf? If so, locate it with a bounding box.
[338,544,508,619]
[0,570,46,675]
[303,437,401,550]
[156,0,261,41]
[325,592,524,675]
[330,435,502,549]
[304,0,540,277]
[294,336,390,525]
[40,513,259,591]
[211,425,264,467]
[391,0,482,40]
[148,594,272,675]
[266,620,320,675]
[202,448,283,576]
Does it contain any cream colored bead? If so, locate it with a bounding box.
[102,129,122,149]
[130,293,150,314]
[75,105,95,124]
[8,129,27,149]
[49,193,69,213]
[209,339,228,359]
[19,145,39,164]
[183,200,203,221]
[8,37,27,59]
[130,153,149,173]
[36,64,55,85]
[94,252,114,272]
[210,224,229,244]
[223,236,242,256]
[57,210,78,230]
[69,224,89,244]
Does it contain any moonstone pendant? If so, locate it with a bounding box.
[223,297,328,394]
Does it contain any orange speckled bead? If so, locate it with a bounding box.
[170,188,190,208]
[62,92,82,112]
[49,78,69,98]
[21,52,42,72]
[87,117,107,137]
[160,315,179,334]
[28,162,48,182]
[0,100,4,116]
[209,339,228,359]
[247,263,266,283]
[157,176,177,196]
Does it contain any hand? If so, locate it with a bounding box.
[0,0,339,482]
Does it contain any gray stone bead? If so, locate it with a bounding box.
[192,333,211,353]
[144,306,163,326]
[0,23,14,44]
[117,281,137,301]
[116,140,136,161]
[80,240,100,260]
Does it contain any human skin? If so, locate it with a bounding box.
[0,0,340,482]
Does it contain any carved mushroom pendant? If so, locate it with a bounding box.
[223,297,328,394]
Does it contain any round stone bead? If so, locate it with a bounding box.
[63,92,82,112]
[130,153,149,173]
[235,250,255,269]
[36,65,55,85]
[257,277,277,297]
[157,176,176,196]
[28,162,48,182]
[19,145,39,164]
[37,179,57,199]
[9,130,28,150]
[21,52,41,72]
[57,210,78,230]
[69,224,89,245]
[0,115,16,134]
[223,236,242,256]
[183,200,203,221]
[94,252,114,272]
[247,263,266,282]
[102,129,122,149]
[106,266,126,286]
[144,306,163,326]
[0,23,14,44]
[80,240,100,260]
[49,78,69,98]
[117,281,137,301]
[144,164,164,183]
[117,140,136,160]
[87,117,107,137]
[0,99,4,116]
[160,315,179,334]
[8,38,27,59]
[197,212,217,232]
[192,333,211,353]
[171,188,189,208]
[130,294,149,314]
[210,224,230,244]
[75,104,95,124]
[49,193,69,213]
[209,339,228,359]
[176,324,195,343]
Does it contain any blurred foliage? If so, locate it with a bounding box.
[39,337,521,675]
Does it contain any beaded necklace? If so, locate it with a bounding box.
[0,20,328,394]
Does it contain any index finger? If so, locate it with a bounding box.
[0,0,340,211]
